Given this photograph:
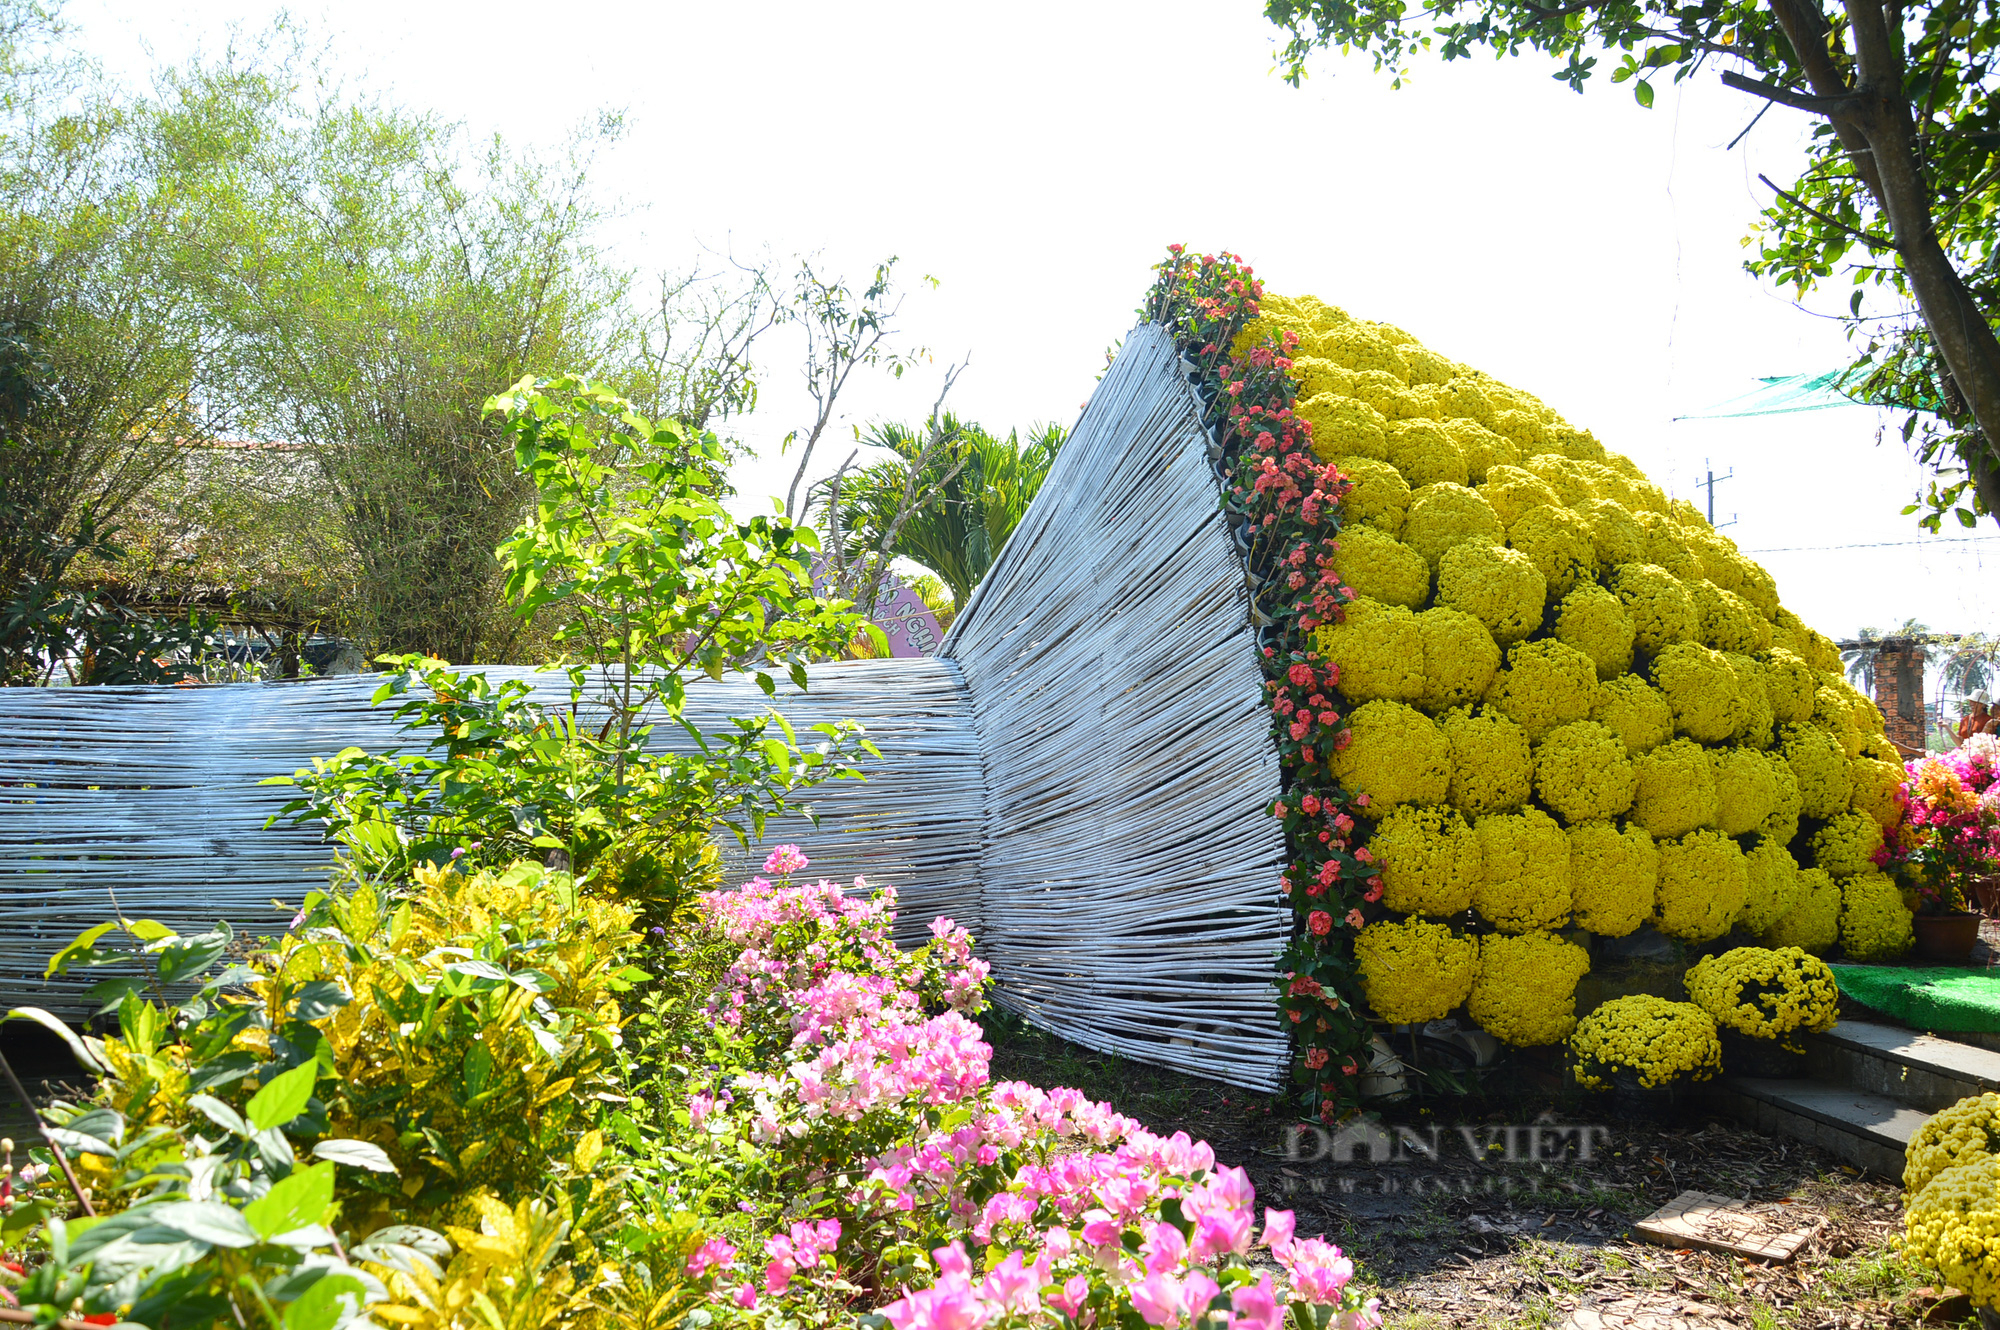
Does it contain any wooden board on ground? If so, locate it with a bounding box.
[1633,1189,1824,1262]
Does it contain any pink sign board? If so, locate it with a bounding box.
[810,558,946,658]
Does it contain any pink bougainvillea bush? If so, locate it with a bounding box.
[1886,744,2000,910]
[652,846,1381,1329]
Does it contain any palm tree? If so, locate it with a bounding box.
[825,416,1065,607]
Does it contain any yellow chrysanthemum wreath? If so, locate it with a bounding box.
[1684,946,1840,1051]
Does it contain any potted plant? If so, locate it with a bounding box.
[1888,751,2000,963]
[1685,946,1841,1076]
[1569,994,1722,1124]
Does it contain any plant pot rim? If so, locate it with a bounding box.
[1916,911,1984,921]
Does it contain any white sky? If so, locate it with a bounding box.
[70,0,2000,642]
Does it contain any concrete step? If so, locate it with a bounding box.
[1706,1076,1927,1179]
[1806,1018,2000,1112]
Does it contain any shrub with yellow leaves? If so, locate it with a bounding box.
[1569,994,1722,1090]
[1653,828,1748,943]
[1567,819,1658,937]
[1473,807,1572,933]
[1372,803,1482,916]
[1468,931,1591,1046]
[1354,917,1479,1024]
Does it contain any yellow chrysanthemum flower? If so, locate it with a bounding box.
[1316,598,1425,704]
[1779,721,1854,819]
[1764,866,1840,953]
[1609,563,1698,656]
[1812,810,1886,877]
[1329,523,1429,611]
[1417,605,1500,712]
[1291,355,1353,402]
[1739,835,1803,935]
[1633,512,1708,581]
[1469,931,1590,1047]
[1435,539,1545,646]
[1444,418,1518,483]
[1404,482,1506,571]
[1652,641,1748,744]
[1354,917,1478,1025]
[1476,464,1562,528]
[1473,807,1571,934]
[1850,756,1908,830]
[1300,392,1390,462]
[1654,828,1749,943]
[1492,409,1550,455]
[1686,578,1773,655]
[1582,498,1647,568]
[1372,804,1482,917]
[1439,704,1534,817]
[1533,720,1637,824]
[1569,995,1721,1090]
[1760,749,1805,843]
[1507,504,1597,600]
[1906,1092,2000,1196]
[1553,582,1637,681]
[1630,737,1720,838]
[1429,377,1497,427]
[1385,419,1469,488]
[1336,454,1412,538]
[1592,675,1675,755]
[1812,680,1866,759]
[1487,638,1598,742]
[1549,424,1609,464]
[1319,324,1410,381]
[1710,745,1777,836]
[1839,870,1914,961]
[1521,454,1601,508]
[1758,647,1819,724]
[1685,946,1839,1050]
[1330,699,1452,819]
[1904,1153,2000,1309]
[1774,608,1843,674]
[1726,653,1776,749]
[1568,819,1657,937]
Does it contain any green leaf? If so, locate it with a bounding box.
[144,1200,259,1248]
[242,1161,335,1240]
[187,1094,248,1139]
[124,919,174,943]
[1634,79,1655,108]
[45,922,117,977]
[1957,507,1978,528]
[5,1007,102,1073]
[245,1060,318,1132]
[281,1272,367,1330]
[312,1139,397,1173]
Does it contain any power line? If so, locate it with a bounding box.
[1743,537,2000,553]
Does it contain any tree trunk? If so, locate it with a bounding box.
[1772,0,2000,527]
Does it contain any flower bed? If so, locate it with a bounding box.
[1145,246,1914,1115]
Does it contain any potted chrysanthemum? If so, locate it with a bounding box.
[1684,945,1839,1076]
[1569,995,1722,1123]
[1888,752,2000,963]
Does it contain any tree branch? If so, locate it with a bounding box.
[1757,173,1898,250]
[1720,69,1863,118]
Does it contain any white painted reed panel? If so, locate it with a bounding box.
[942,323,1292,1091]
[0,658,983,1017]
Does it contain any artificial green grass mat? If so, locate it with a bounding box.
[1830,964,2000,1034]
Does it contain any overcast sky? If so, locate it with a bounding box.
[70,0,2000,646]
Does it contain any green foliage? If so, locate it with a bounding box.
[828,415,1065,607]
[20,860,678,1328]
[1264,0,2000,532]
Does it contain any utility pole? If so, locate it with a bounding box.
[1699,458,1736,529]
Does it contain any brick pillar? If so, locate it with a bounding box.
[1873,641,1927,754]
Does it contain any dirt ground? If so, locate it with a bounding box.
[987,1015,1951,1330]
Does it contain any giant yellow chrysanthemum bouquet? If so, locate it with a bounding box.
[1146,247,1911,1117]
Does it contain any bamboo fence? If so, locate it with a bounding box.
[0,322,1293,1088]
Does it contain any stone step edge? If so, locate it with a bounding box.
[1811,1018,2000,1094]
[1719,1075,1930,1150]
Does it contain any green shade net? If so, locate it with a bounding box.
[1674,372,1864,420]
[1831,964,2000,1034]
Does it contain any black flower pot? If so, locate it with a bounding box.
[1606,1070,1681,1125]
[1719,1030,1807,1078]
